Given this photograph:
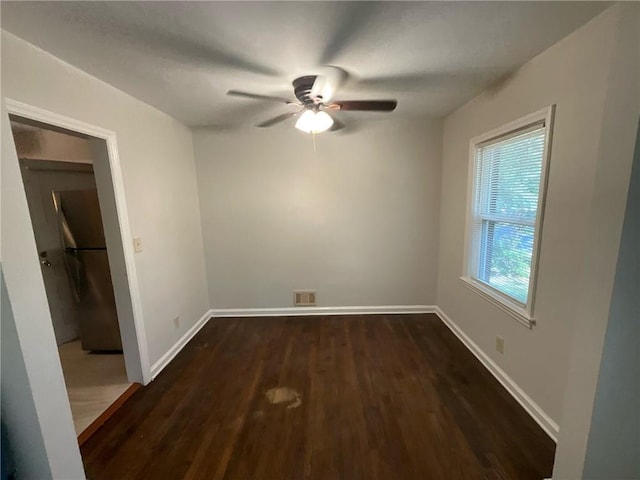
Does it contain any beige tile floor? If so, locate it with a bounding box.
[58,340,131,435]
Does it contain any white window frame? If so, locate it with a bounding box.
[461,106,555,328]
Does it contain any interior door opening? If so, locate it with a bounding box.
[9,115,141,443]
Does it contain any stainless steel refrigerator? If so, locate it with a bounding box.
[55,189,123,351]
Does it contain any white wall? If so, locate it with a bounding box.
[553,5,640,478]
[581,120,639,480]
[437,2,638,438]
[193,117,442,309]
[1,31,210,366]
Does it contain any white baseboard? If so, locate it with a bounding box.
[434,306,560,442]
[210,305,435,317]
[150,309,213,380]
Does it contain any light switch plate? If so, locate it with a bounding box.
[133,237,143,253]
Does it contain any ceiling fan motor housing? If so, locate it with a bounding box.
[293,75,320,106]
[227,74,397,129]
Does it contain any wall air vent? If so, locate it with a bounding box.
[294,290,316,307]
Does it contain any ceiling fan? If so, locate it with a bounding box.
[227,68,397,134]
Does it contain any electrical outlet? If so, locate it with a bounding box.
[173,316,180,328]
[496,336,505,354]
[133,237,143,253]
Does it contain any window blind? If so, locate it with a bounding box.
[472,124,546,305]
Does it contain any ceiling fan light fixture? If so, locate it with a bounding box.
[295,109,334,134]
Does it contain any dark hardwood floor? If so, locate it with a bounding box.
[81,314,555,479]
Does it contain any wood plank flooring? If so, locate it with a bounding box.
[81,314,555,479]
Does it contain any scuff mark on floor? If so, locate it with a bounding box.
[265,387,302,409]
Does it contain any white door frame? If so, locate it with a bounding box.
[6,98,151,384]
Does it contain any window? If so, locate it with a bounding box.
[462,107,554,327]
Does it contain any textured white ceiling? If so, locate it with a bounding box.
[1,1,608,128]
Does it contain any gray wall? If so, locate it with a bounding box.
[193,117,442,309]
[581,120,639,480]
[1,269,52,480]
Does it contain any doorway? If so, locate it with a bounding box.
[9,115,143,442]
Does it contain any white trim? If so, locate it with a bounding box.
[7,98,115,138]
[150,310,213,379]
[434,306,559,441]
[469,108,552,147]
[5,98,151,384]
[462,105,555,324]
[211,305,435,318]
[460,277,534,329]
[527,106,555,318]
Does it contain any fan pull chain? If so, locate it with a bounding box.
[312,131,317,152]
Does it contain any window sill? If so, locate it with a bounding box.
[459,277,536,329]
